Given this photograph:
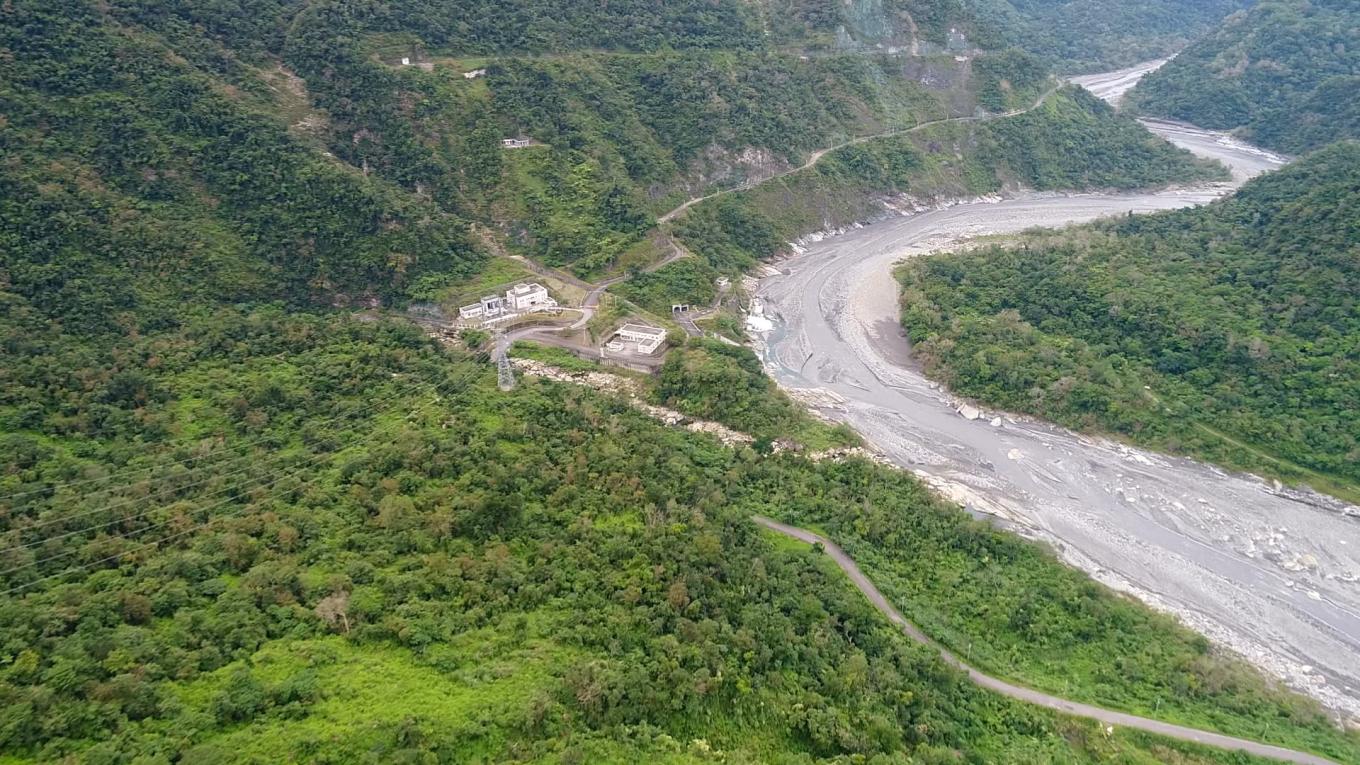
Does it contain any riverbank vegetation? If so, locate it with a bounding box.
[656,338,858,450]
[675,87,1226,272]
[898,141,1360,499]
[1128,0,1360,153]
[767,458,1360,762]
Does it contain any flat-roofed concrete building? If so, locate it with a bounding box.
[505,282,555,311]
[459,294,505,320]
[613,323,666,355]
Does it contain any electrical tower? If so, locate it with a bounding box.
[494,330,515,391]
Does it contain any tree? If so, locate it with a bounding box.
[315,591,352,634]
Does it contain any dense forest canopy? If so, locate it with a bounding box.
[5,0,1357,762]
[966,0,1251,72]
[899,141,1360,498]
[11,309,1358,762]
[1128,0,1360,153]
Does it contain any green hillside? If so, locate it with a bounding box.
[899,141,1360,500]
[5,1,1353,763]
[0,0,485,332]
[1128,0,1360,153]
[674,87,1225,273]
[967,0,1250,72]
[5,308,1360,763]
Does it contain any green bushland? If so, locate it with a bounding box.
[675,87,1226,271]
[4,307,1356,762]
[508,340,604,374]
[655,338,858,450]
[980,87,1228,189]
[972,48,1051,112]
[612,259,722,317]
[898,141,1360,499]
[0,1,484,331]
[763,458,1360,762]
[1127,0,1360,153]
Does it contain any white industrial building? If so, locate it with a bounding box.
[505,282,556,311]
[459,294,506,320]
[457,284,555,323]
[611,323,666,355]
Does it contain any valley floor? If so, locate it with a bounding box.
[748,116,1360,719]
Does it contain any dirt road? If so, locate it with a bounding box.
[656,85,1063,225]
[754,516,1342,765]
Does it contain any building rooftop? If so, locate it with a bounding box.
[617,323,666,337]
[507,282,545,296]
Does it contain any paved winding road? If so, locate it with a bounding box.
[751,71,1360,719]
[754,516,1342,765]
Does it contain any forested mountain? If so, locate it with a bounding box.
[1128,0,1360,153]
[967,0,1250,72]
[0,0,1213,306]
[899,141,1360,501]
[7,0,1356,762]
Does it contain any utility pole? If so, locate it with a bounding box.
[494,330,515,391]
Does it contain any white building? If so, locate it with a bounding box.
[502,138,531,148]
[612,323,667,355]
[463,68,487,79]
[458,285,555,322]
[505,282,555,311]
[401,57,411,66]
[459,294,506,320]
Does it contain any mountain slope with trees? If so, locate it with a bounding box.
[7,1,1354,762]
[1128,0,1360,153]
[899,141,1360,500]
[967,0,1250,72]
[675,86,1226,272]
[5,308,1360,763]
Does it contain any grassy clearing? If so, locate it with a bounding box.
[509,341,604,374]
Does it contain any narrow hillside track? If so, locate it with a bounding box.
[656,83,1064,225]
[754,516,1343,765]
